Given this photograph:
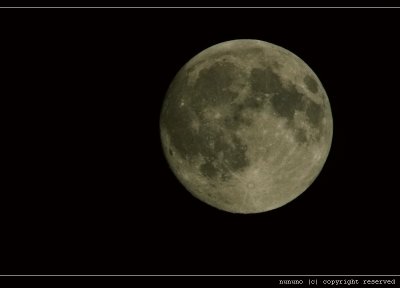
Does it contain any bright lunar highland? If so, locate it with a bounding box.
[160,39,333,214]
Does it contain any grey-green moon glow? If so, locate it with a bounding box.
[160,39,333,214]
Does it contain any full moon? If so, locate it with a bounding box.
[160,39,333,214]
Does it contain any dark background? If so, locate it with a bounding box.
[1,0,400,7]
[1,8,399,275]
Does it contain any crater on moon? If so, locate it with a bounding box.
[304,75,319,94]
[160,39,333,214]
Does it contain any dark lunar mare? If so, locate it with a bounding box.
[248,66,325,143]
[161,61,250,181]
[303,75,319,94]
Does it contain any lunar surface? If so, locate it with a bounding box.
[160,39,333,214]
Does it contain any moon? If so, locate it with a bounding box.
[160,39,333,214]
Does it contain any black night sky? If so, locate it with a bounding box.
[1,8,399,275]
